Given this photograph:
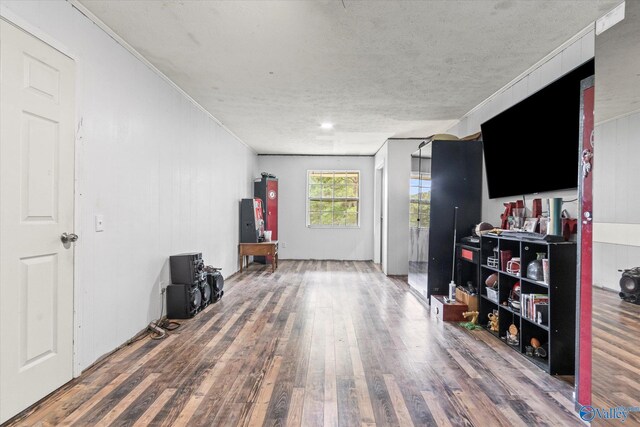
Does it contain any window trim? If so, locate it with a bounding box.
[306,169,361,229]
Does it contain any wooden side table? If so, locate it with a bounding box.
[238,241,278,273]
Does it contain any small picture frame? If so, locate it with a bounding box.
[523,217,539,233]
[538,217,549,235]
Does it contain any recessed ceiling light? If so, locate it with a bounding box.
[320,122,334,130]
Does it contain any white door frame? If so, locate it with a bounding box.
[374,161,386,273]
[374,167,381,264]
[0,8,83,378]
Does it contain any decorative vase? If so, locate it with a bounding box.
[527,252,546,281]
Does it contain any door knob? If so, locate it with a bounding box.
[61,232,79,244]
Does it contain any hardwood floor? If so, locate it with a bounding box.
[592,287,640,427]
[7,261,584,426]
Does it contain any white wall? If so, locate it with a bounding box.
[256,156,374,260]
[592,1,640,292]
[2,1,257,372]
[374,139,420,275]
[593,110,640,290]
[447,28,596,224]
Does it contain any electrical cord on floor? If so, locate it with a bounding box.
[157,286,181,331]
[158,318,181,331]
[124,289,180,346]
[125,330,151,345]
[147,288,168,340]
[127,285,182,344]
[147,324,166,340]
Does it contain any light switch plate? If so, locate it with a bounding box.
[95,214,104,232]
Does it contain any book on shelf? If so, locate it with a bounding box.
[521,293,548,323]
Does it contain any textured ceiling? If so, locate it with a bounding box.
[77,0,621,155]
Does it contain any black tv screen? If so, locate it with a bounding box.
[481,59,594,199]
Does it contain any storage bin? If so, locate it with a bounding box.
[486,287,499,303]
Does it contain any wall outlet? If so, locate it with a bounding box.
[159,282,166,295]
[95,214,104,232]
[281,242,287,248]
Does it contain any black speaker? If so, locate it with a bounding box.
[620,267,640,304]
[207,271,224,302]
[170,253,204,284]
[199,280,212,309]
[167,283,202,319]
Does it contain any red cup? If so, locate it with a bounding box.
[500,250,512,271]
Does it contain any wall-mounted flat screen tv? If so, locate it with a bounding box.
[480,59,594,199]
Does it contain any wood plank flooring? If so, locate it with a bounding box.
[592,287,640,427]
[7,261,585,426]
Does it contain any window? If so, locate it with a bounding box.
[410,172,431,228]
[307,170,360,227]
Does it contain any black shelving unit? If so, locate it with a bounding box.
[455,243,481,294]
[479,233,576,376]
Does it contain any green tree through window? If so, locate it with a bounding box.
[410,172,431,228]
[307,171,359,227]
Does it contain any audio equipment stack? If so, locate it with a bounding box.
[166,252,224,319]
[167,253,203,319]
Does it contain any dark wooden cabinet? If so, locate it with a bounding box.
[479,234,577,375]
[408,140,483,300]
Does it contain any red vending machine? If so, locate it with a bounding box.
[254,173,278,264]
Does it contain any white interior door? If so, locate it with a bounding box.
[0,19,76,423]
